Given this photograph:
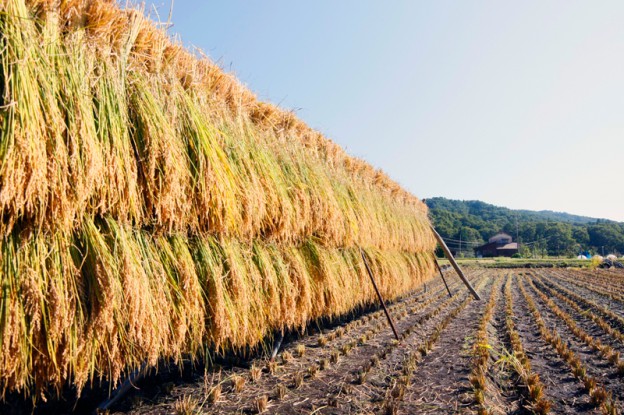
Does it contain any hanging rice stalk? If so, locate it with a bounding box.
[0,0,437,400]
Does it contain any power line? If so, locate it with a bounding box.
[441,235,544,246]
[441,243,481,249]
[441,237,483,245]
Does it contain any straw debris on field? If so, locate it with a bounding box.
[0,0,437,400]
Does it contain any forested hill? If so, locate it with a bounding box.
[515,209,599,225]
[425,197,624,256]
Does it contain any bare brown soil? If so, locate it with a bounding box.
[511,274,594,414]
[103,269,624,415]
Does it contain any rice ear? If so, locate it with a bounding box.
[0,0,437,400]
[0,0,432,250]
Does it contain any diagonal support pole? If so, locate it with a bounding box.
[430,225,481,301]
[433,256,453,298]
[270,330,284,361]
[359,247,400,341]
[97,363,147,412]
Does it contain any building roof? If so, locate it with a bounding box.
[497,243,519,250]
[473,241,519,252]
[489,232,513,243]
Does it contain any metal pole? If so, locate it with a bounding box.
[433,256,453,298]
[359,248,400,341]
[430,225,481,301]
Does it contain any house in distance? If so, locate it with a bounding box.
[474,232,519,257]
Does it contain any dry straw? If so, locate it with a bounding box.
[0,0,437,400]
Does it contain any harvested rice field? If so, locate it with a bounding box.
[2,2,624,414]
[90,267,622,414]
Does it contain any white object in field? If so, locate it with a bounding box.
[607,254,617,261]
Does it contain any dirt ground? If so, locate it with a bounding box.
[10,267,624,414]
[103,268,624,415]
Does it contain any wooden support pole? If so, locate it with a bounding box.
[271,331,284,361]
[430,225,481,301]
[433,257,453,298]
[359,248,400,341]
[97,363,147,411]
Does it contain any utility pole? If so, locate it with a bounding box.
[602,246,605,256]
[459,231,462,258]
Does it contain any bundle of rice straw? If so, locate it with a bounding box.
[0,0,437,399]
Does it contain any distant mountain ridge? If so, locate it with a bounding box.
[425,197,624,256]
[516,209,613,225]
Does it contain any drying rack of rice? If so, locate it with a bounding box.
[0,0,437,400]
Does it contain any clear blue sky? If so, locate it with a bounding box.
[144,1,624,221]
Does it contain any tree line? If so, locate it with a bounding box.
[426,198,624,257]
